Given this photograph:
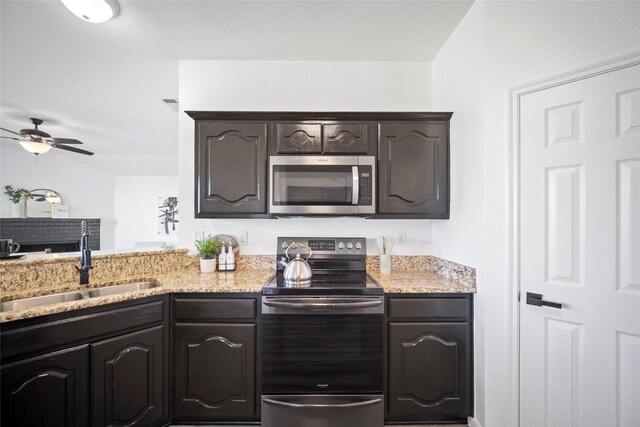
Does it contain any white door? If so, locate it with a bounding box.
[519,62,640,427]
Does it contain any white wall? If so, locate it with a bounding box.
[431,3,487,423]
[113,175,179,250]
[0,144,116,249]
[430,2,640,426]
[178,60,435,255]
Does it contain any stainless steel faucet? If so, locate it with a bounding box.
[76,220,93,285]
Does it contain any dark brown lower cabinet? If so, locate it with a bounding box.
[388,322,470,421]
[386,295,473,423]
[91,326,166,427]
[173,323,256,420]
[1,291,472,425]
[0,296,169,427]
[1,344,89,427]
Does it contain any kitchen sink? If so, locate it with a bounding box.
[86,281,160,298]
[0,281,161,313]
[0,291,86,313]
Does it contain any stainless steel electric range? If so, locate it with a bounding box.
[261,237,384,427]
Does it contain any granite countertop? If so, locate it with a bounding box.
[0,257,476,323]
[370,270,476,294]
[0,269,275,323]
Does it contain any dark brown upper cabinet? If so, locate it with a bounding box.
[323,123,374,154]
[276,123,322,153]
[274,122,374,155]
[187,112,451,218]
[195,121,268,217]
[378,121,450,218]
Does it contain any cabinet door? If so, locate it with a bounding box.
[378,122,449,217]
[275,123,322,153]
[196,122,268,215]
[388,322,470,421]
[323,123,372,154]
[174,323,256,420]
[1,345,89,427]
[91,326,166,427]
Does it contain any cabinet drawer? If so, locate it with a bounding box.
[388,297,469,321]
[174,298,256,320]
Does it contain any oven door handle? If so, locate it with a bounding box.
[263,299,383,309]
[263,397,382,409]
[352,166,359,205]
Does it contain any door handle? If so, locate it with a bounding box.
[526,292,562,309]
[352,166,359,205]
[263,299,383,309]
[263,397,382,409]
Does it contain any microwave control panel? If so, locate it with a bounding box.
[359,166,373,206]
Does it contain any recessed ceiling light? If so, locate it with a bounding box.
[60,0,119,24]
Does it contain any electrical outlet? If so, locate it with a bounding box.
[396,231,407,246]
[238,230,248,245]
[193,230,204,241]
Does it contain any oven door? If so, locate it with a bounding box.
[261,296,383,394]
[269,156,374,215]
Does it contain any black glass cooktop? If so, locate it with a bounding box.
[262,271,382,296]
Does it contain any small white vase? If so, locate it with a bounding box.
[200,258,217,273]
[11,203,21,218]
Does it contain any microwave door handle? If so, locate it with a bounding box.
[352,166,359,205]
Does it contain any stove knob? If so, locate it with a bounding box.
[355,242,362,250]
[346,242,353,249]
[337,242,344,250]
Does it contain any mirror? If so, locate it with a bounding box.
[25,189,63,218]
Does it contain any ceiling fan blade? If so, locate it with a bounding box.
[0,127,22,136]
[50,143,94,156]
[0,136,19,140]
[51,137,83,145]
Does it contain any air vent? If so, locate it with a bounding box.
[162,98,179,112]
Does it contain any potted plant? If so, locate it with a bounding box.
[4,185,32,218]
[194,235,222,273]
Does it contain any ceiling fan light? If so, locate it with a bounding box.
[19,139,52,155]
[60,0,119,24]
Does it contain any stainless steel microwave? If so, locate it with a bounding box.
[269,156,375,215]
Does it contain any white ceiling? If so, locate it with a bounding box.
[0,0,473,174]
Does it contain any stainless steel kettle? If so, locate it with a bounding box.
[279,242,313,285]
